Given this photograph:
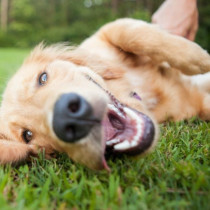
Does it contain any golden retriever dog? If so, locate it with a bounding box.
[0,18,210,170]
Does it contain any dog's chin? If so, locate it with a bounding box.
[101,100,157,170]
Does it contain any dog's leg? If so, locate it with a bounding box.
[98,18,210,75]
[0,139,34,164]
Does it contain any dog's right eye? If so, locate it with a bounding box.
[22,130,33,143]
[38,72,48,86]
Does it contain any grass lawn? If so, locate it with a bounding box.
[0,48,209,210]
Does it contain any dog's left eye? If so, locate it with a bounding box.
[38,72,48,85]
[22,130,33,143]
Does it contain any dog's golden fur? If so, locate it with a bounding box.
[0,18,209,169]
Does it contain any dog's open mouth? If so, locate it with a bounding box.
[103,104,155,154]
[102,98,155,170]
[84,76,156,170]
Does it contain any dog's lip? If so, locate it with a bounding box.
[101,102,155,169]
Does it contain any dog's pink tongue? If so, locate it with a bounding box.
[102,157,111,172]
[102,116,118,141]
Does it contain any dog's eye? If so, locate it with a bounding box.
[38,72,48,85]
[22,130,33,143]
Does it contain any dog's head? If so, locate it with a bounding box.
[0,45,158,170]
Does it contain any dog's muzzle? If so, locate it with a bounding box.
[52,93,97,143]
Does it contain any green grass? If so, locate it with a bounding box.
[0,48,209,210]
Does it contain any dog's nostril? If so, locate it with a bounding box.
[68,100,80,113]
[65,125,76,140]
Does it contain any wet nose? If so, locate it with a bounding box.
[53,93,95,143]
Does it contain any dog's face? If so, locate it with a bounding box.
[0,46,158,170]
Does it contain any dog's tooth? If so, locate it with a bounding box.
[108,104,118,113]
[114,140,131,150]
[124,107,141,124]
[106,138,120,146]
[130,141,138,147]
[114,140,139,151]
[124,107,144,142]
[133,122,143,142]
[108,104,125,118]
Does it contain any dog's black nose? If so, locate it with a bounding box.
[53,93,95,143]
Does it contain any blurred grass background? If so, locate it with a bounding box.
[0,0,209,50]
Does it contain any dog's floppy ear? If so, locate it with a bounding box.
[0,133,34,165]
